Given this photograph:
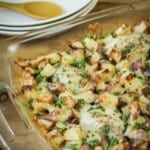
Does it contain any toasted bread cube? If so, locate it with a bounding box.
[98,92,118,108]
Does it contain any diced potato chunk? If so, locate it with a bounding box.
[40,64,56,77]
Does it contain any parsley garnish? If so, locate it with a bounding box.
[70,143,78,150]
[36,74,47,83]
[86,32,94,38]
[84,139,99,148]
[34,68,47,83]
[77,99,85,105]
[120,114,129,132]
[52,74,59,82]
[95,89,103,94]
[58,121,67,133]
[71,58,86,69]
[54,97,63,108]
[145,60,150,68]
[88,105,105,112]
[122,43,135,55]
[98,33,108,39]
[101,125,110,136]
[108,138,119,150]
[134,122,150,131]
[111,32,117,38]
[102,48,108,55]
[28,98,33,104]
[80,73,90,80]
[113,92,121,96]
[53,62,61,68]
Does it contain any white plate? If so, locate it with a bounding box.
[0,0,97,35]
[0,0,91,26]
[0,0,94,31]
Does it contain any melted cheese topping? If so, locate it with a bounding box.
[16,21,150,150]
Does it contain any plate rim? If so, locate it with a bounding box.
[0,0,92,27]
[0,0,97,35]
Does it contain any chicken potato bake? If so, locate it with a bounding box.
[16,21,150,150]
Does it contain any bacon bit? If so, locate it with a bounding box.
[117,99,127,111]
[125,73,134,81]
[142,86,150,97]
[131,58,143,71]
[21,85,33,93]
[88,22,102,35]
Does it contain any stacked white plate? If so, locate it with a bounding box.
[0,0,98,35]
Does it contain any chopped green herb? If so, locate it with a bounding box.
[101,125,110,135]
[101,42,106,46]
[53,62,61,68]
[145,60,150,68]
[34,68,42,75]
[86,32,94,38]
[140,35,150,44]
[59,128,66,133]
[111,32,117,38]
[71,58,86,69]
[34,68,47,83]
[134,122,150,131]
[54,97,63,108]
[114,109,120,113]
[70,143,78,150]
[98,33,108,39]
[143,126,150,131]
[134,122,143,129]
[88,105,105,112]
[114,44,117,48]
[80,73,90,80]
[121,115,129,132]
[68,80,72,84]
[145,74,150,81]
[28,98,33,104]
[52,74,59,82]
[58,121,67,133]
[113,92,121,96]
[137,76,143,80]
[36,74,47,83]
[95,89,103,94]
[102,48,108,55]
[84,139,99,148]
[81,40,86,47]
[122,43,135,55]
[77,99,85,105]
[108,138,119,149]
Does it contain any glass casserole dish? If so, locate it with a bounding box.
[0,0,150,149]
